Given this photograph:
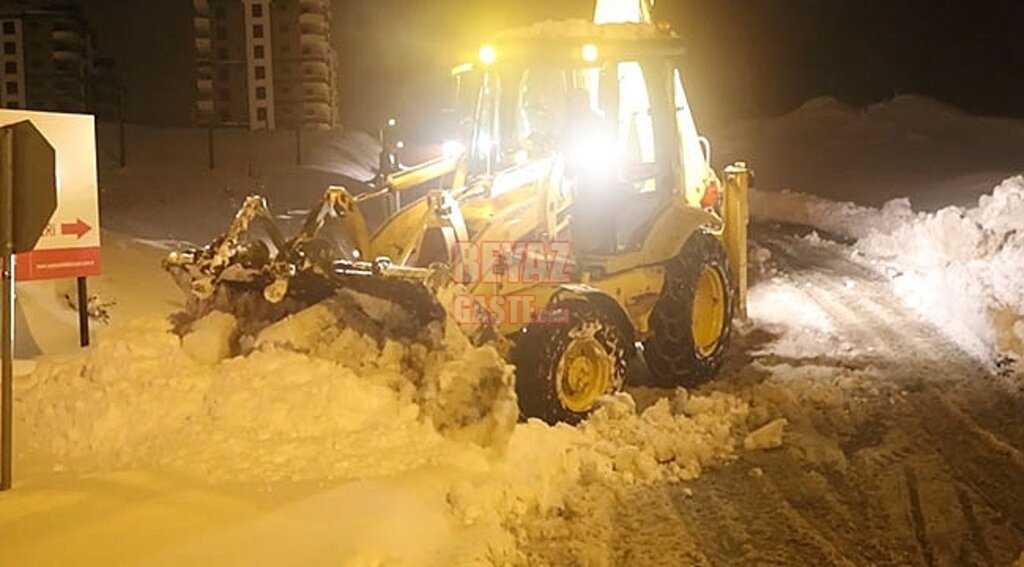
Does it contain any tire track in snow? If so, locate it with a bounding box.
[531,223,1024,565]
[740,224,1024,565]
[904,464,937,567]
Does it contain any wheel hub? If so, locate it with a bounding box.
[557,335,612,413]
[691,266,726,357]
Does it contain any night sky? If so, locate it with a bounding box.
[78,0,1024,134]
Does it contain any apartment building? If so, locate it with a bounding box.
[0,2,122,119]
[194,0,339,130]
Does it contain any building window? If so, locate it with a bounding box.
[2,22,14,35]
[221,111,231,122]
[3,42,15,55]
[216,26,227,40]
[4,62,15,74]
[256,107,267,121]
[217,48,228,60]
[253,24,264,39]
[218,89,229,101]
[217,68,228,80]
[252,4,263,18]
[254,66,265,79]
[5,82,16,95]
[215,7,226,19]
[255,86,266,100]
[254,45,264,59]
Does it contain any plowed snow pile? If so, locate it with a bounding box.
[13,299,752,563]
[720,95,1024,210]
[752,175,1024,374]
[858,176,1024,370]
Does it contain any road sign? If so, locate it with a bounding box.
[0,110,101,281]
[2,117,61,491]
[1,112,94,491]
[5,121,56,252]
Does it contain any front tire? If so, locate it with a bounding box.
[644,232,734,387]
[512,299,629,424]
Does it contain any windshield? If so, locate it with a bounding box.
[470,64,605,173]
[469,59,668,196]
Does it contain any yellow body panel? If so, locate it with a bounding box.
[336,18,750,343]
[722,163,751,320]
[347,155,747,340]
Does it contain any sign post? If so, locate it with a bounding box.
[0,124,13,493]
[77,277,89,347]
[0,119,57,491]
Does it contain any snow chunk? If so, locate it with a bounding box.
[181,310,237,365]
[744,418,788,451]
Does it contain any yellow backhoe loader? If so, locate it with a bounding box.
[166,5,752,424]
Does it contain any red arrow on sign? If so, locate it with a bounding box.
[60,218,92,239]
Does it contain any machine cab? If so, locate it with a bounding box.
[455,21,720,256]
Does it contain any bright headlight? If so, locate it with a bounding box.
[567,135,616,174]
[442,140,466,159]
[479,44,496,66]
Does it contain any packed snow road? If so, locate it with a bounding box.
[517,222,1024,566]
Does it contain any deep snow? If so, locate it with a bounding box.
[3,93,1023,564]
[9,271,756,564]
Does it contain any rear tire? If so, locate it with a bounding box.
[512,299,629,424]
[644,232,734,387]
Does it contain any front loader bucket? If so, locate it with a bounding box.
[164,191,497,354]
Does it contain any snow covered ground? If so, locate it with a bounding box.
[3,94,1024,564]
[5,239,758,565]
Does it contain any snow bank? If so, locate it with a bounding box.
[16,311,750,485]
[752,176,1024,373]
[858,176,1024,368]
[749,187,916,240]
[15,297,754,562]
[719,94,1024,210]
[16,317,487,482]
